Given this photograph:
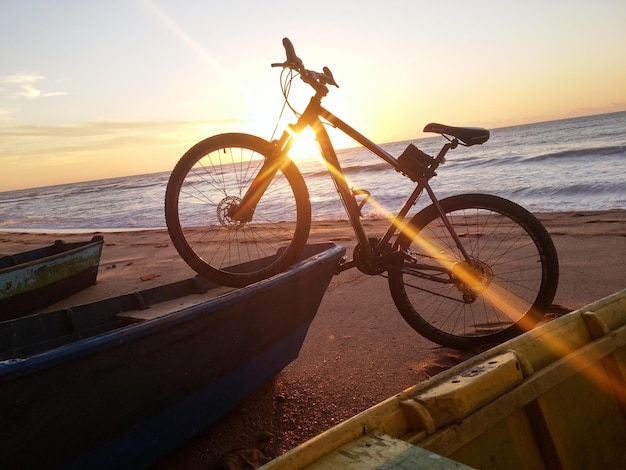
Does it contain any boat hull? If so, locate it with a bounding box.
[261,288,626,470]
[0,242,345,469]
[0,236,104,320]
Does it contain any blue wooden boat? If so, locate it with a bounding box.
[0,235,104,320]
[0,242,344,469]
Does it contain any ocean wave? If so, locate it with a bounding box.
[526,145,625,163]
[508,180,626,210]
[2,112,624,230]
[302,161,390,178]
[62,177,166,197]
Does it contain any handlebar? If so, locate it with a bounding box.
[271,37,338,92]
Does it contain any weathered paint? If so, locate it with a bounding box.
[0,238,103,299]
[306,431,472,470]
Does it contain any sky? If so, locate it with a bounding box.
[1,0,625,192]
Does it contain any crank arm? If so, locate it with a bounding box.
[336,258,356,273]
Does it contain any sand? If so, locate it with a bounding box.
[1,209,625,468]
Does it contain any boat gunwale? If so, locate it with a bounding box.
[0,242,345,380]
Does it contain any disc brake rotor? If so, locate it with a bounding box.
[217,196,247,228]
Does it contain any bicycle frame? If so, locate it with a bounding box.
[164,38,559,349]
[307,103,424,265]
[236,90,473,271]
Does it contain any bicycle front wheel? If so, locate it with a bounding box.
[165,133,311,287]
[388,194,559,350]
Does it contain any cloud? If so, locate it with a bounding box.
[0,118,246,163]
[1,73,67,99]
[2,73,45,84]
[0,117,248,138]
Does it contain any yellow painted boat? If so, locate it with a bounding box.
[261,288,626,469]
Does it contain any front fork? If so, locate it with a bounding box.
[230,130,294,223]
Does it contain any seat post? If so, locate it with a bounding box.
[435,138,458,163]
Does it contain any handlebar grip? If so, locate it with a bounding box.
[282,38,296,59]
[282,37,303,68]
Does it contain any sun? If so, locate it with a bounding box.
[287,126,323,161]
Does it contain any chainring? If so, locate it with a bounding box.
[353,238,393,275]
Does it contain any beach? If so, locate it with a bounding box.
[1,209,625,468]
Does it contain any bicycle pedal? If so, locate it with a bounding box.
[398,144,437,180]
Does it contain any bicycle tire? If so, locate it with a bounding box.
[388,193,559,350]
[165,133,311,287]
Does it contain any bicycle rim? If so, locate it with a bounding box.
[165,133,311,287]
[389,194,558,349]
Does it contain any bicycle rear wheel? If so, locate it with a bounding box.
[165,133,311,287]
[388,193,559,350]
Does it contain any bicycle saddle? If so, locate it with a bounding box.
[424,123,490,146]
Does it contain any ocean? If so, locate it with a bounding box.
[1,111,624,232]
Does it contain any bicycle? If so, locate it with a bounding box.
[165,38,559,350]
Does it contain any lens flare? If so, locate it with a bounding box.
[141,0,251,101]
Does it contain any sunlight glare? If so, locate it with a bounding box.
[287,126,323,161]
